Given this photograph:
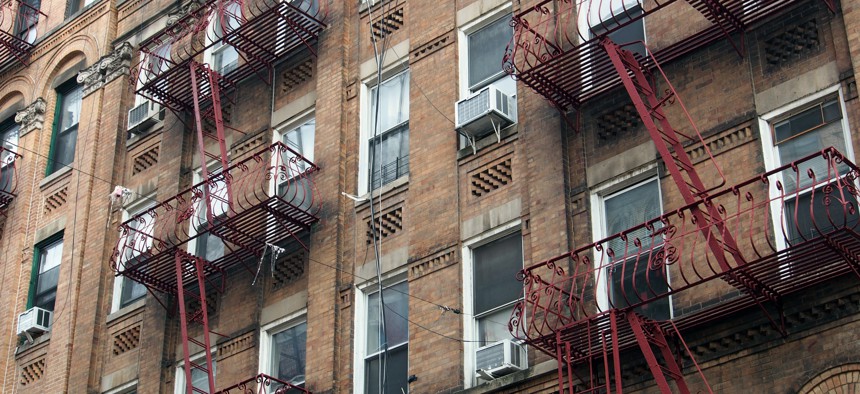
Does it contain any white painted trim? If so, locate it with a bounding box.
[111,196,156,313]
[461,219,521,389]
[174,348,218,394]
[352,273,408,394]
[457,4,512,99]
[103,380,137,394]
[358,68,410,196]
[258,309,307,381]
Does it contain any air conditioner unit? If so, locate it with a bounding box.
[455,85,516,146]
[475,339,527,380]
[127,100,163,133]
[17,307,52,337]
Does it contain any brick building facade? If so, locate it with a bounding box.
[0,0,858,393]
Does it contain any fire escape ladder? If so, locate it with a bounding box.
[190,62,234,225]
[175,250,223,394]
[627,313,691,394]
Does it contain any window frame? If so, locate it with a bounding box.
[457,7,515,98]
[259,310,308,388]
[205,1,242,75]
[358,68,410,195]
[110,197,154,313]
[14,0,41,44]
[46,80,82,176]
[273,110,316,183]
[758,85,856,252]
[353,273,409,394]
[187,164,230,263]
[577,0,646,91]
[103,380,138,394]
[461,219,523,388]
[174,349,217,394]
[590,175,672,319]
[28,232,64,312]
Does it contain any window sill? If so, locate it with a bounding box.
[15,330,51,356]
[39,165,72,191]
[354,175,409,209]
[106,298,146,325]
[455,359,556,394]
[126,120,164,150]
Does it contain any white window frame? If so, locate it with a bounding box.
[174,348,217,394]
[352,272,409,394]
[204,2,241,75]
[259,309,307,386]
[757,85,855,252]
[577,0,646,91]
[271,109,316,192]
[135,43,171,106]
[589,170,672,316]
[358,66,410,196]
[103,380,137,394]
[187,164,230,262]
[110,196,154,313]
[461,219,522,388]
[457,4,516,99]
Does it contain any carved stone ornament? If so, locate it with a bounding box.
[166,0,206,27]
[14,98,47,136]
[77,42,134,96]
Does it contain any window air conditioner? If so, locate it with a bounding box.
[17,307,52,337]
[127,100,163,133]
[475,339,527,380]
[455,85,516,148]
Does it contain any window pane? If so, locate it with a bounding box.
[35,264,60,311]
[272,322,307,384]
[590,7,645,57]
[777,107,846,192]
[370,72,409,134]
[120,278,147,307]
[59,86,82,131]
[49,84,82,174]
[195,231,225,262]
[473,233,522,316]
[364,344,408,394]
[477,305,515,346]
[282,118,316,172]
[369,124,409,190]
[784,187,860,244]
[468,14,512,90]
[40,239,63,273]
[608,251,670,319]
[604,179,662,257]
[366,281,408,354]
[190,358,216,391]
[1,121,19,164]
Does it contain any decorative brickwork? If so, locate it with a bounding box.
[230,132,267,162]
[19,357,45,386]
[685,122,755,164]
[217,331,255,360]
[281,59,314,94]
[798,364,860,393]
[44,186,69,215]
[186,290,218,319]
[596,104,639,142]
[132,144,160,175]
[409,247,457,280]
[112,324,141,355]
[370,2,405,39]
[367,206,403,244]
[340,285,353,309]
[272,249,306,289]
[411,30,454,63]
[470,157,513,197]
[764,18,820,69]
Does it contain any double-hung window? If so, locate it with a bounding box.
[47,81,82,176]
[367,70,409,192]
[359,280,409,394]
[471,232,522,346]
[112,202,153,311]
[278,116,315,212]
[261,319,307,392]
[463,13,515,97]
[174,352,216,393]
[192,167,228,262]
[15,0,40,44]
[764,94,858,244]
[596,178,670,320]
[208,1,241,75]
[30,235,63,312]
[136,43,171,102]
[0,118,19,193]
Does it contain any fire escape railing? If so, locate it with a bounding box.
[110,141,320,295]
[504,0,825,112]
[512,147,860,392]
[0,146,22,214]
[130,0,327,113]
[0,0,46,69]
[215,373,310,394]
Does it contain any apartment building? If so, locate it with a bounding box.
[0,0,859,392]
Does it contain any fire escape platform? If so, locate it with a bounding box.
[507,0,809,111]
[514,147,860,359]
[111,142,320,295]
[215,373,310,394]
[0,0,44,69]
[0,148,22,213]
[135,0,327,113]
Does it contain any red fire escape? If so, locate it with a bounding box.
[113,0,327,393]
[0,0,45,69]
[0,146,22,215]
[506,0,859,392]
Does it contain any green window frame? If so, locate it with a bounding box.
[27,233,63,311]
[46,80,82,176]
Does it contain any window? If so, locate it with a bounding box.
[278,116,315,211]
[365,70,409,192]
[208,2,241,75]
[190,167,228,262]
[174,352,217,393]
[136,43,171,104]
[30,235,63,312]
[261,318,307,392]
[762,92,858,244]
[65,0,96,18]
[588,5,645,56]
[595,178,670,320]
[15,0,40,44]
[356,280,409,394]
[277,0,320,53]
[463,13,515,96]
[47,81,82,175]
[0,118,19,194]
[111,201,153,312]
